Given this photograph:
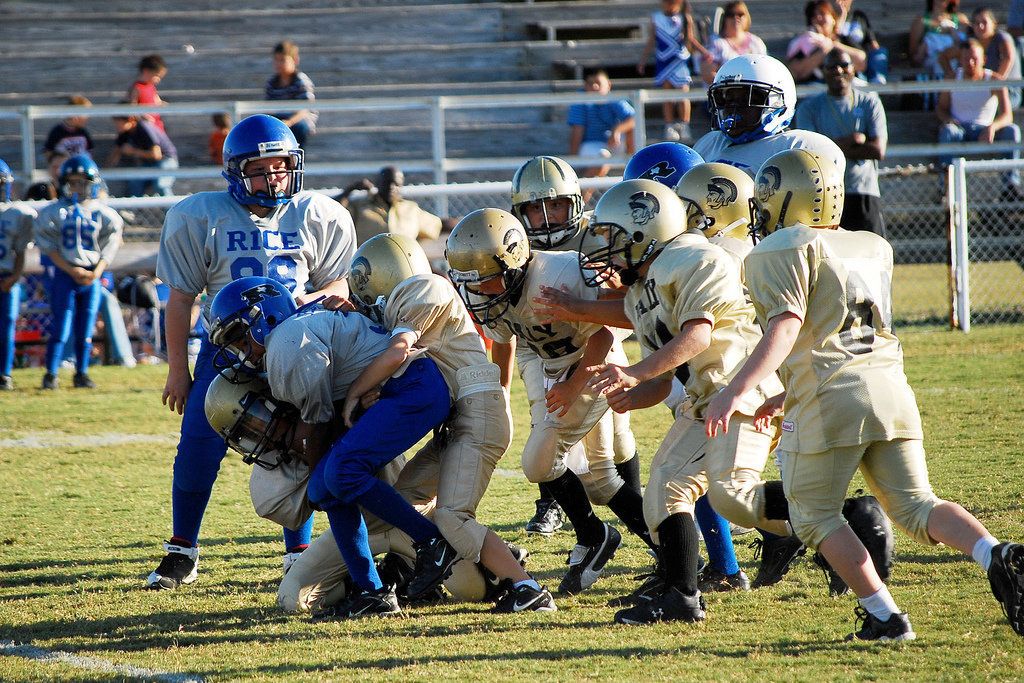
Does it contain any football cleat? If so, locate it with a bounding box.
[558,523,622,595]
[491,581,557,613]
[73,372,96,389]
[41,373,58,390]
[505,540,529,567]
[698,567,750,593]
[988,542,1024,636]
[406,535,459,601]
[749,534,806,589]
[147,541,199,590]
[526,499,564,536]
[614,586,706,625]
[0,375,13,391]
[314,584,402,620]
[846,607,915,642]
[607,567,666,607]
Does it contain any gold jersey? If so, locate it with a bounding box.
[744,224,924,453]
[624,233,782,417]
[385,273,489,400]
[482,250,603,379]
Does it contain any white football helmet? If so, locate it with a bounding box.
[581,179,686,286]
[510,156,585,250]
[675,162,755,241]
[204,370,300,470]
[751,148,845,239]
[709,55,796,143]
[446,208,531,327]
[348,233,432,324]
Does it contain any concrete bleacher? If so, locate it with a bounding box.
[0,0,1017,193]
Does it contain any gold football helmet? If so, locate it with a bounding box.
[205,370,300,470]
[676,162,755,241]
[348,233,432,324]
[751,148,845,239]
[445,208,531,327]
[582,179,686,286]
[510,156,585,250]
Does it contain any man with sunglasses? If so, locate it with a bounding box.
[694,54,846,181]
[795,48,889,237]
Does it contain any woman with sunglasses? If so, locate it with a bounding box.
[699,2,766,85]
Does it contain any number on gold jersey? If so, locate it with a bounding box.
[838,270,892,355]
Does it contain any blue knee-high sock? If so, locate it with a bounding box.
[283,514,314,552]
[695,495,739,575]
[354,477,439,544]
[323,502,382,591]
[171,484,213,547]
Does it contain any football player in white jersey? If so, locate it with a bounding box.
[705,148,1024,641]
[33,155,123,390]
[203,358,497,614]
[341,233,556,612]
[447,209,655,596]
[694,54,846,180]
[510,155,641,535]
[0,158,36,391]
[149,115,355,591]
[206,276,462,618]
[563,179,784,625]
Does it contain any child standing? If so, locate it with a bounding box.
[127,54,168,132]
[33,156,123,390]
[265,41,317,149]
[639,0,711,143]
[207,113,231,166]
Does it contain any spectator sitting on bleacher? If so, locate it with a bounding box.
[699,2,766,86]
[567,68,636,199]
[938,8,1021,110]
[43,95,94,162]
[835,0,888,84]
[108,111,179,198]
[786,1,866,85]
[937,39,1022,200]
[909,0,969,77]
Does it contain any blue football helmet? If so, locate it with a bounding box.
[708,55,796,144]
[222,114,304,208]
[59,155,101,200]
[0,158,13,202]
[208,276,297,373]
[623,143,704,190]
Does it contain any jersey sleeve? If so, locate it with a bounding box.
[670,252,744,327]
[304,194,355,291]
[31,205,60,254]
[386,277,446,342]
[0,205,36,253]
[266,327,336,425]
[96,205,124,265]
[156,200,209,297]
[744,239,812,326]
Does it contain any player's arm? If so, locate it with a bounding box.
[162,287,198,415]
[588,318,711,397]
[546,325,614,416]
[637,24,656,74]
[0,251,25,293]
[298,277,348,306]
[608,376,673,413]
[490,339,515,392]
[534,284,633,328]
[341,330,417,427]
[704,312,802,437]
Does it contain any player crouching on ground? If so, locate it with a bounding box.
[206,276,462,619]
[705,148,1024,641]
[340,233,555,613]
[204,371,506,614]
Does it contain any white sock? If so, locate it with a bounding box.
[972,535,1000,571]
[515,579,541,591]
[859,586,900,621]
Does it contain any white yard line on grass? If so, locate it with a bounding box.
[0,640,203,683]
[0,432,178,449]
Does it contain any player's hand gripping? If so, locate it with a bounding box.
[533,285,584,324]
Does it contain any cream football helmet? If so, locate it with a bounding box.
[581,179,686,286]
[445,208,531,327]
[751,148,845,239]
[205,370,300,470]
[675,162,755,241]
[348,233,432,324]
[510,156,585,250]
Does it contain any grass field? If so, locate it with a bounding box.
[1,324,1023,681]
